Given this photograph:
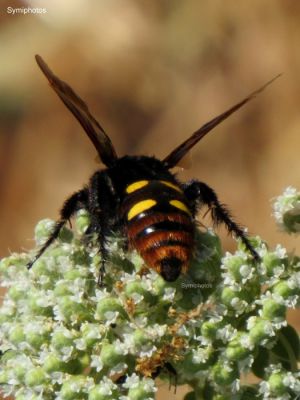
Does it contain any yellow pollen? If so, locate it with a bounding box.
[160,180,183,193]
[126,180,149,194]
[169,200,191,215]
[128,199,157,220]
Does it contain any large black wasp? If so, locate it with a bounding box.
[28,55,279,282]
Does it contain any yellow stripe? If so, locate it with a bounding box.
[128,199,157,220]
[169,200,191,216]
[126,180,149,194]
[160,180,183,193]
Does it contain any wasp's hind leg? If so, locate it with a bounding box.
[27,188,89,269]
[184,180,259,260]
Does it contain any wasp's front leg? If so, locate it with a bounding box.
[27,188,89,269]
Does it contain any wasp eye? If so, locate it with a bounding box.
[160,257,183,282]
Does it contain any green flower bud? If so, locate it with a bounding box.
[51,329,75,351]
[25,367,48,387]
[201,320,223,340]
[78,353,91,370]
[80,323,102,348]
[224,255,251,282]
[263,252,286,277]
[132,329,150,347]
[125,281,148,298]
[53,281,72,297]
[0,253,28,274]
[268,372,286,396]
[151,275,169,297]
[42,354,64,373]
[71,249,89,265]
[27,293,52,316]
[30,258,51,278]
[58,226,74,243]
[76,210,90,234]
[225,333,250,361]
[34,219,55,245]
[56,295,90,322]
[64,269,85,281]
[221,283,259,310]
[14,365,27,381]
[96,298,126,321]
[9,324,25,344]
[26,330,48,349]
[7,286,26,301]
[59,375,90,400]
[211,361,238,386]
[0,313,11,325]
[272,281,296,298]
[261,299,286,320]
[0,371,9,384]
[181,349,213,375]
[63,357,89,374]
[88,383,117,400]
[220,287,241,307]
[283,210,300,234]
[189,230,222,283]
[176,288,201,310]
[249,318,274,344]
[100,343,125,368]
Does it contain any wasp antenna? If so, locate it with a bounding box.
[163,74,282,168]
[35,54,118,167]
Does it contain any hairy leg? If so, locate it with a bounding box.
[184,180,259,260]
[27,188,89,269]
[87,171,120,284]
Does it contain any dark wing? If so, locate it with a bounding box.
[163,74,281,169]
[35,54,118,167]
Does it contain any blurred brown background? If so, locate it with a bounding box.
[0,0,299,398]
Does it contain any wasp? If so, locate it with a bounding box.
[28,55,278,282]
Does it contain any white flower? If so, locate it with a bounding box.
[162,287,176,301]
[216,325,237,342]
[90,355,104,372]
[122,373,140,389]
[103,310,119,326]
[192,347,210,363]
[139,344,157,358]
[97,376,118,394]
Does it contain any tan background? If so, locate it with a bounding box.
[0,1,299,398]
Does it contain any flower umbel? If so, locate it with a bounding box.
[0,188,300,399]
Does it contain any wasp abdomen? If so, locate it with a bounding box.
[122,180,194,281]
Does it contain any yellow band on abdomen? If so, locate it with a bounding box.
[169,200,191,216]
[126,180,149,194]
[128,199,157,220]
[160,180,183,193]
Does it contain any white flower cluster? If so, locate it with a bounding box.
[0,190,299,399]
[273,186,300,233]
